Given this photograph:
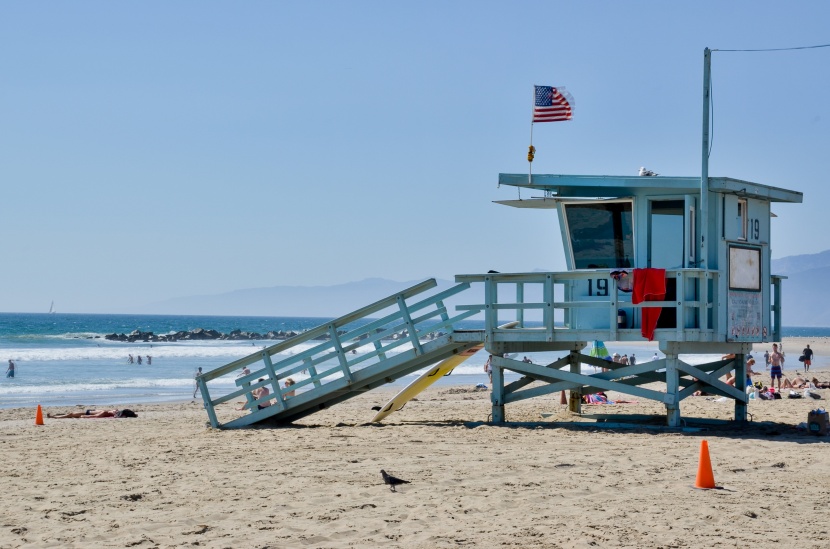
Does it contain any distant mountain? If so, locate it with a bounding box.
[771,249,830,277]
[772,250,830,327]
[138,253,829,326]
[139,277,461,318]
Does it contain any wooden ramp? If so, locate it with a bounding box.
[197,279,483,428]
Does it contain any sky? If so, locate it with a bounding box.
[1,1,828,314]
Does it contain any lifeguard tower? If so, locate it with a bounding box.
[462,171,802,426]
[195,169,801,429]
[196,49,803,428]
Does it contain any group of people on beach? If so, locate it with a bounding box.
[193,365,298,411]
[231,376,297,410]
[127,354,152,365]
[763,343,814,391]
[692,342,824,397]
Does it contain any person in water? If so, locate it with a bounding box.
[193,367,203,399]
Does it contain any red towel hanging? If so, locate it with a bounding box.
[632,268,666,341]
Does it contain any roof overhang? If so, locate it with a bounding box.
[497,173,803,204]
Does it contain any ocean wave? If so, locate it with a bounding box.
[0,339,418,362]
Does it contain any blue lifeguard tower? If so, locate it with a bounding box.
[468,171,802,426]
[196,169,801,429]
[197,49,803,428]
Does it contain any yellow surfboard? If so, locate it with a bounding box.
[370,343,483,422]
[371,322,519,422]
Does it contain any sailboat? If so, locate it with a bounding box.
[49,301,56,314]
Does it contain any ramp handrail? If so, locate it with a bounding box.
[198,279,478,428]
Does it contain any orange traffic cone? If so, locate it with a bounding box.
[35,405,45,426]
[560,390,567,405]
[694,440,716,489]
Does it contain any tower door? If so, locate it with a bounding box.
[648,199,685,269]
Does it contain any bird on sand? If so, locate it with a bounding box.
[380,469,411,492]
[639,167,658,176]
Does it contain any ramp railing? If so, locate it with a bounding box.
[197,279,480,428]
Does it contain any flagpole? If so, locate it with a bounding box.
[528,85,535,187]
[700,48,711,270]
[528,123,534,187]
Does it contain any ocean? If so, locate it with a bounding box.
[1,312,826,410]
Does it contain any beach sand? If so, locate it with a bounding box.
[2,338,830,548]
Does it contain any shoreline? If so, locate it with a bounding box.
[3,336,827,411]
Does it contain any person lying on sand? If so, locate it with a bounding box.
[811,378,830,389]
[47,409,137,419]
[782,375,810,389]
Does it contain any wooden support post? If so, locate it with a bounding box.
[198,378,218,428]
[735,352,748,422]
[544,274,554,342]
[492,360,505,423]
[568,351,581,413]
[516,283,525,327]
[665,353,681,427]
[329,324,354,384]
[304,357,322,388]
[262,352,285,411]
[397,295,424,356]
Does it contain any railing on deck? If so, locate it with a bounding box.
[197,279,478,428]
[455,270,720,344]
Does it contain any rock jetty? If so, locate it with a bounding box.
[104,328,301,343]
[103,328,447,344]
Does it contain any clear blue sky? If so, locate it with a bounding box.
[2,1,828,313]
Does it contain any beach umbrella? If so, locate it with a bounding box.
[589,340,609,358]
[588,340,610,372]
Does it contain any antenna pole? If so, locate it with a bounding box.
[700,47,711,270]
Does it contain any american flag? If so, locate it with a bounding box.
[533,85,574,123]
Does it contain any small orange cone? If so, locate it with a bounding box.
[560,390,567,405]
[35,405,45,426]
[694,440,716,489]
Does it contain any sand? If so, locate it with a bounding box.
[2,338,830,548]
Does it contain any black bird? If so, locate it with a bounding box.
[380,469,410,492]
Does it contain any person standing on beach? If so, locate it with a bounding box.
[764,350,770,370]
[193,367,203,399]
[769,343,785,391]
[137,355,142,365]
[127,354,134,364]
[6,360,15,378]
[802,345,813,373]
[484,355,493,384]
[146,355,152,365]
